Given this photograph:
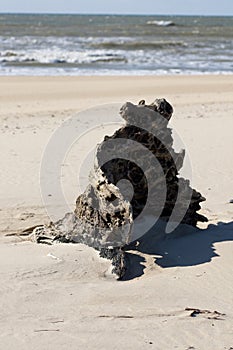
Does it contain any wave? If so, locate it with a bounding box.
[147,20,175,27]
[92,57,127,63]
[0,51,18,57]
[1,56,128,67]
[91,40,185,50]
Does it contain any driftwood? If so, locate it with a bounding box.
[32,98,207,279]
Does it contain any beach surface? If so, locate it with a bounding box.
[0,75,233,349]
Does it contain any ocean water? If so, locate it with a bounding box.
[0,14,233,75]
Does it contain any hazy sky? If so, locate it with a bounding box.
[0,0,233,16]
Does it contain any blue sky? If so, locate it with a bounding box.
[0,0,233,16]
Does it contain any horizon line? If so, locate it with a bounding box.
[0,11,233,17]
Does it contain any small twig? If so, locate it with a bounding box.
[34,329,60,332]
[98,315,134,319]
[5,225,41,237]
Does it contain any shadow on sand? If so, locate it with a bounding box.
[122,221,233,281]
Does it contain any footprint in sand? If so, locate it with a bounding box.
[17,212,35,221]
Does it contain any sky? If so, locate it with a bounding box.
[0,0,233,16]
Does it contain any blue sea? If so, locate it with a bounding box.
[0,14,233,75]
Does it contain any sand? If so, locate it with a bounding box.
[0,75,233,349]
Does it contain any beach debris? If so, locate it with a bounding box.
[30,98,207,279]
[229,199,233,204]
[185,307,225,320]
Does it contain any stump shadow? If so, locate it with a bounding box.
[121,252,146,281]
[123,220,233,280]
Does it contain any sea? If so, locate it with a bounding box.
[0,14,233,75]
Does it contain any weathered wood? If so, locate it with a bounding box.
[32,99,207,279]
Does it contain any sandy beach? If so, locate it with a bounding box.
[1,75,233,349]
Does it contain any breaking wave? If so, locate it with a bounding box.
[147,20,175,27]
[0,51,128,67]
